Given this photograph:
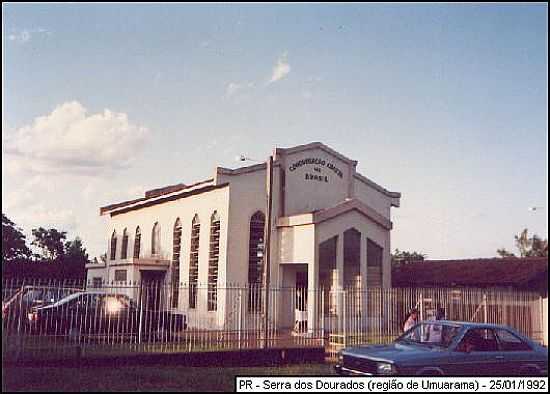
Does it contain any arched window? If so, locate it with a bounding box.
[121,228,129,260]
[171,218,182,308]
[110,230,117,260]
[151,222,160,256]
[133,226,141,259]
[207,211,221,311]
[188,214,200,309]
[248,211,265,312]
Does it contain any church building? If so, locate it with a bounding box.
[86,142,401,330]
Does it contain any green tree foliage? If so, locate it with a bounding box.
[3,215,91,280]
[64,237,90,265]
[31,227,67,261]
[392,248,426,266]
[497,229,548,258]
[2,213,31,263]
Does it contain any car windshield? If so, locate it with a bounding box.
[396,322,462,348]
[5,286,80,307]
[53,292,136,309]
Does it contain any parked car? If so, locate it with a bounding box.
[2,285,82,332]
[335,321,548,376]
[27,291,187,341]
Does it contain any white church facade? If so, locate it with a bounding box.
[86,142,401,330]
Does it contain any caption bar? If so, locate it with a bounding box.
[236,377,548,393]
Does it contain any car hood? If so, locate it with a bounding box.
[342,342,446,364]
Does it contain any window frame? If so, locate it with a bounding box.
[110,230,117,261]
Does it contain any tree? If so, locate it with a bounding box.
[62,237,90,278]
[31,227,67,261]
[64,237,90,264]
[392,249,426,266]
[496,248,515,258]
[2,213,31,263]
[497,229,548,258]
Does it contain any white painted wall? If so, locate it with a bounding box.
[280,147,352,216]
[352,177,392,219]
[93,186,230,327]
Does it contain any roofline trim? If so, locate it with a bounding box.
[274,142,358,167]
[354,172,401,201]
[100,178,214,215]
[277,198,393,230]
[107,183,229,217]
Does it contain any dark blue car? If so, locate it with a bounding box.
[335,321,548,376]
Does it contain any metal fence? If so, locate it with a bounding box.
[2,279,545,361]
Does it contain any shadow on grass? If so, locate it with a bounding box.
[3,364,336,392]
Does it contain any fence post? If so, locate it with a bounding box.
[238,287,243,350]
[483,293,488,324]
[321,288,325,345]
[138,282,144,344]
[419,291,424,321]
[539,295,544,345]
[343,290,347,348]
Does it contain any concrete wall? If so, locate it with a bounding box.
[315,210,391,289]
[98,185,230,327]
[352,177,392,219]
[279,147,352,217]
[217,167,272,286]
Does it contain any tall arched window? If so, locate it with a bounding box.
[133,226,141,259]
[121,228,129,260]
[207,211,221,311]
[172,218,182,308]
[188,214,200,309]
[248,211,265,312]
[151,222,160,256]
[110,230,117,260]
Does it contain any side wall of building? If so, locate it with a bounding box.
[100,186,230,322]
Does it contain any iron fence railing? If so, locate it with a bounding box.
[1,279,544,360]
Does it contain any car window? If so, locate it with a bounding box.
[457,328,498,352]
[22,289,41,303]
[69,294,100,309]
[398,323,461,348]
[495,329,532,351]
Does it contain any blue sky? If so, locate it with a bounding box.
[2,3,548,259]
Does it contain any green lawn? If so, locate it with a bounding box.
[3,363,336,392]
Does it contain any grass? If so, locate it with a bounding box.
[3,363,336,392]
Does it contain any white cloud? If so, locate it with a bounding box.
[225,82,243,98]
[268,52,291,84]
[224,81,255,100]
[3,101,149,175]
[8,28,51,44]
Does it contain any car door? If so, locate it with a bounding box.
[494,328,540,376]
[450,328,503,376]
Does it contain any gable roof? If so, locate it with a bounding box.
[392,257,548,290]
[274,141,358,167]
[277,198,393,230]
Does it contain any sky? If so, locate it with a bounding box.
[2,3,548,260]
